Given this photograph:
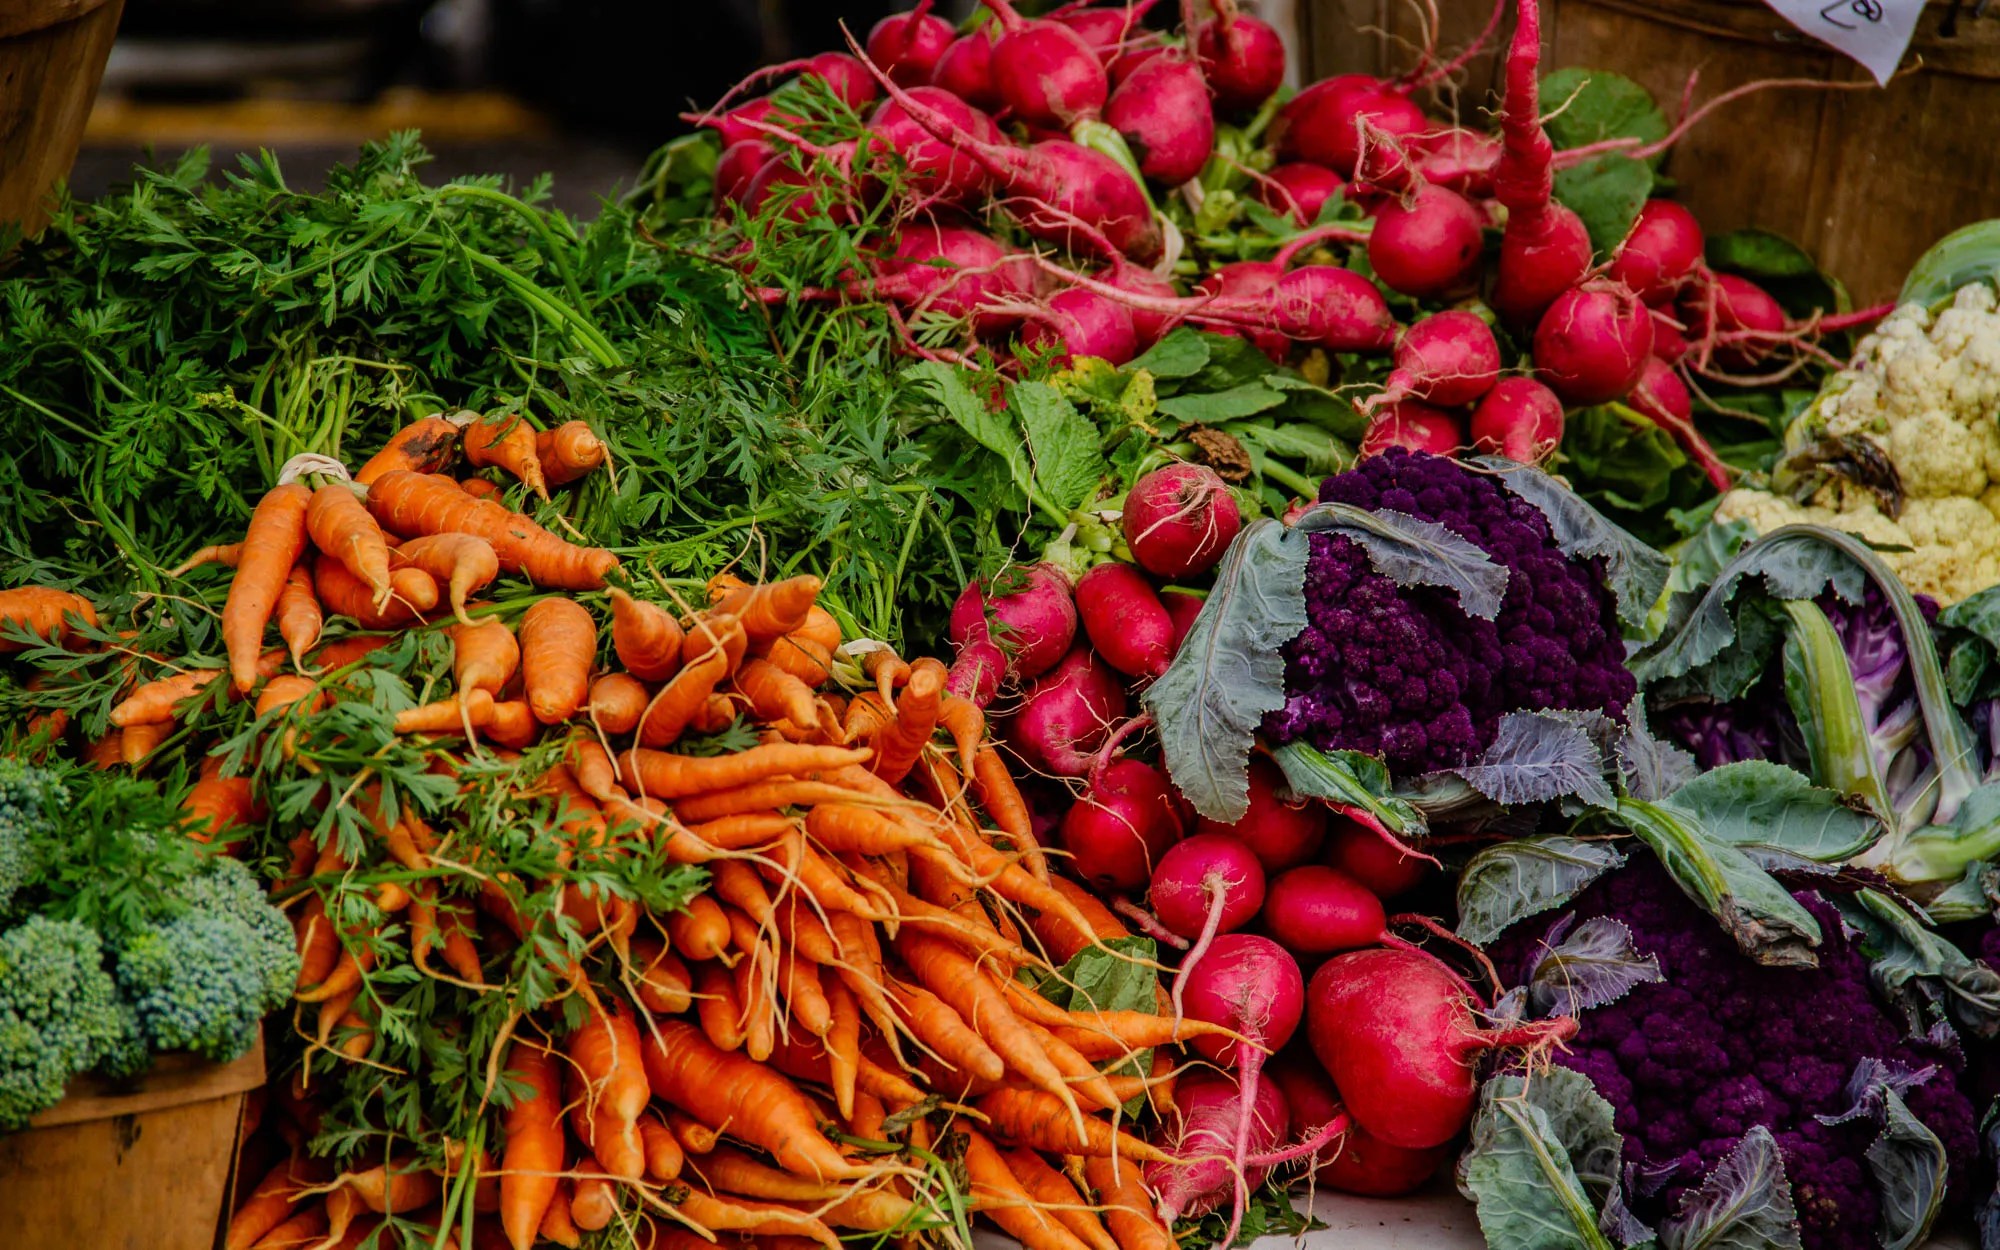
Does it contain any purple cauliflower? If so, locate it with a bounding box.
[1496,860,1978,1250]
[1262,449,1635,774]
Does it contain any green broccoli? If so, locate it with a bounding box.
[0,915,129,1130]
[110,855,299,1063]
[0,757,63,920]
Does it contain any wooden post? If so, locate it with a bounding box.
[0,0,126,236]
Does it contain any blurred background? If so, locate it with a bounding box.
[68,0,1300,215]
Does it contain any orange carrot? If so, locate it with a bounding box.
[665,894,730,960]
[764,828,882,917]
[486,700,539,747]
[856,647,910,706]
[450,618,520,694]
[889,978,1005,1082]
[183,773,263,843]
[463,413,549,500]
[777,947,832,1037]
[1031,877,1131,965]
[566,1002,651,1181]
[119,720,169,766]
[628,936,692,1014]
[696,1144,846,1202]
[695,960,748,1051]
[730,657,816,728]
[500,1042,565,1250]
[356,416,462,485]
[670,779,868,824]
[568,1162,615,1232]
[537,421,606,486]
[1085,1154,1178,1250]
[899,930,1079,1128]
[709,575,823,644]
[224,483,312,692]
[247,1206,327,1249]
[310,634,392,673]
[307,483,392,607]
[538,1181,581,1248]
[673,1189,841,1250]
[637,1112,684,1181]
[256,674,323,719]
[1006,1148,1119,1250]
[0,586,97,653]
[294,896,339,992]
[1020,1017,1124,1112]
[394,688,496,736]
[617,742,869,800]
[639,1019,873,1181]
[168,543,243,577]
[682,611,748,673]
[275,564,322,668]
[366,470,617,590]
[111,667,224,728]
[391,533,498,625]
[314,558,426,629]
[519,597,595,724]
[225,1155,318,1250]
[458,475,500,500]
[569,738,619,801]
[961,1129,1094,1250]
[607,588,682,682]
[938,694,985,775]
[804,802,941,856]
[664,1108,717,1155]
[586,672,648,734]
[334,1157,442,1214]
[975,1088,1172,1162]
[764,633,833,688]
[824,976,861,1120]
[711,858,777,925]
[736,946,777,1060]
[628,615,730,748]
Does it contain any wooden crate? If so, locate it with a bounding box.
[1298,0,2000,304]
[0,0,126,235]
[0,1038,265,1250]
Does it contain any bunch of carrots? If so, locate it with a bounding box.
[0,414,1229,1250]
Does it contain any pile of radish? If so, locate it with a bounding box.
[694,0,1881,493]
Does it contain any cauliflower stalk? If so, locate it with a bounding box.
[1717,280,2000,605]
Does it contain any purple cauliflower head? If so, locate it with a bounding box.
[1263,449,1635,774]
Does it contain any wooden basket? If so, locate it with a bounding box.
[0,1037,265,1250]
[0,0,126,235]
[1299,0,2000,304]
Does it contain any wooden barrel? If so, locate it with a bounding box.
[1299,0,2000,304]
[0,1038,264,1250]
[0,0,125,234]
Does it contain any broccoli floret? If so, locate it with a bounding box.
[1265,450,1635,773]
[110,855,298,1063]
[0,757,63,919]
[1495,860,1978,1250]
[0,915,128,1130]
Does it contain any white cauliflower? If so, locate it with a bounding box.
[1725,279,2000,604]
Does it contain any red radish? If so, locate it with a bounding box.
[1054,0,1161,57]
[1075,561,1176,678]
[1146,1068,1291,1225]
[1004,647,1128,776]
[1352,126,1486,301]
[1194,3,1288,114]
[1610,199,1705,305]
[1059,261,1399,353]
[1410,128,1502,198]
[1360,400,1462,459]
[867,0,956,85]
[852,51,1163,261]
[949,562,1077,680]
[1108,43,1169,85]
[1489,0,1592,323]
[1630,355,1732,492]
[1257,163,1347,226]
[1196,261,1288,360]
[1010,202,1179,349]
[866,88,1004,201]
[931,30,1002,110]
[1160,588,1204,653]
[1275,76,1428,178]
[1019,288,1140,365]
[1122,463,1242,579]
[1306,947,1576,1150]
[1152,833,1266,941]
[1060,758,1184,891]
[1323,815,1430,898]
[985,0,1111,127]
[1262,866,1388,956]
[1369,311,1501,411]
[714,139,775,207]
[1194,756,1326,872]
[740,153,856,225]
[708,97,791,149]
[1651,309,1690,364]
[875,221,1034,335]
[946,634,1008,708]
[1104,51,1215,186]
[1167,933,1313,1246]
[1687,271,1787,371]
[1468,376,1565,465]
[1533,278,1655,405]
[1266,1058,1444,1196]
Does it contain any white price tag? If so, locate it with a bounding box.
[1761,0,1924,85]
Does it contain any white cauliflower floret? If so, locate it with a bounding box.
[1714,485,2000,605]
